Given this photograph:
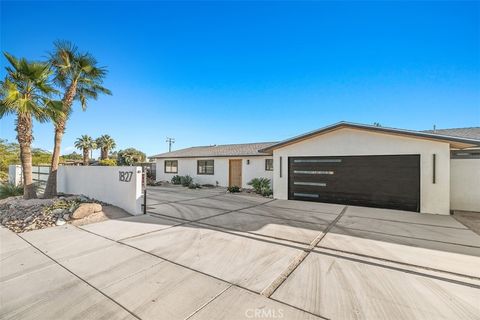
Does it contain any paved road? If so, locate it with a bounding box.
[1,186,479,319]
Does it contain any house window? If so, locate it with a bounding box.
[265,159,273,171]
[197,160,214,175]
[164,160,178,173]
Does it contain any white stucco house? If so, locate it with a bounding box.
[152,122,480,215]
[153,142,276,189]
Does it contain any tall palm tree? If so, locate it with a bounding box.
[74,135,95,165]
[0,53,62,199]
[44,41,111,198]
[96,134,116,160]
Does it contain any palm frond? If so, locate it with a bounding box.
[3,52,20,71]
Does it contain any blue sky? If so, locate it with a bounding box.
[1,1,479,157]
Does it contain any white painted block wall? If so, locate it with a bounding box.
[156,156,274,188]
[57,166,143,215]
[450,159,480,212]
[8,165,22,186]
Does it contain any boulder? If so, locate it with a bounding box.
[71,203,102,219]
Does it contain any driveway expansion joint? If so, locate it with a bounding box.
[260,205,349,297]
[183,285,233,320]
[313,247,480,289]
[16,232,143,320]
[76,224,322,318]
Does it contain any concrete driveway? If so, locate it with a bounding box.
[1,186,479,319]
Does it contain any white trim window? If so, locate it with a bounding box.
[164,160,178,173]
[265,159,273,171]
[197,160,214,175]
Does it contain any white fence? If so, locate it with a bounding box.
[8,165,51,193]
[57,166,143,215]
[451,159,480,212]
[8,165,143,215]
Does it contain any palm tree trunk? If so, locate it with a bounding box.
[43,123,64,197]
[17,113,37,199]
[101,148,107,160]
[83,148,89,165]
[44,82,77,198]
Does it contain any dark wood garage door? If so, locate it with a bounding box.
[288,155,420,212]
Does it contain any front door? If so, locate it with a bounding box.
[229,159,242,187]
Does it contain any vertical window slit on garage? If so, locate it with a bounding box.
[432,154,436,184]
[280,157,282,178]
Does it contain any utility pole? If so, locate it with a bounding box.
[166,137,175,152]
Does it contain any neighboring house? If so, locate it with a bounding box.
[153,142,276,189]
[152,122,480,215]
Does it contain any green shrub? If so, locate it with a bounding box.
[248,177,272,197]
[260,186,273,197]
[171,175,182,185]
[188,183,201,189]
[201,184,214,188]
[227,185,241,193]
[180,175,193,187]
[0,183,24,199]
[98,159,117,166]
[247,178,271,193]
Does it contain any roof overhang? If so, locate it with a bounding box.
[259,122,480,153]
[151,154,272,159]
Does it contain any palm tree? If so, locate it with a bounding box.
[96,134,116,160]
[0,53,62,199]
[74,135,95,165]
[44,41,111,198]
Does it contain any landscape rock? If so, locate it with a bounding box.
[55,218,66,226]
[71,203,102,219]
[63,213,71,221]
[51,208,66,215]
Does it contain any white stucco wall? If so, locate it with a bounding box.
[156,156,273,188]
[272,128,451,215]
[57,166,143,215]
[451,159,480,212]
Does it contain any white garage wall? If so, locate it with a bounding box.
[272,128,451,215]
[156,156,273,188]
[451,159,480,212]
[57,166,143,215]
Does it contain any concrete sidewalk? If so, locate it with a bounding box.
[1,186,479,319]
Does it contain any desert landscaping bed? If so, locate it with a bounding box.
[0,195,127,233]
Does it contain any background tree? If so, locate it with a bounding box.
[0,139,19,182]
[117,148,146,166]
[0,139,67,182]
[44,41,111,198]
[96,134,116,160]
[0,53,61,199]
[74,135,96,165]
[61,151,83,161]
